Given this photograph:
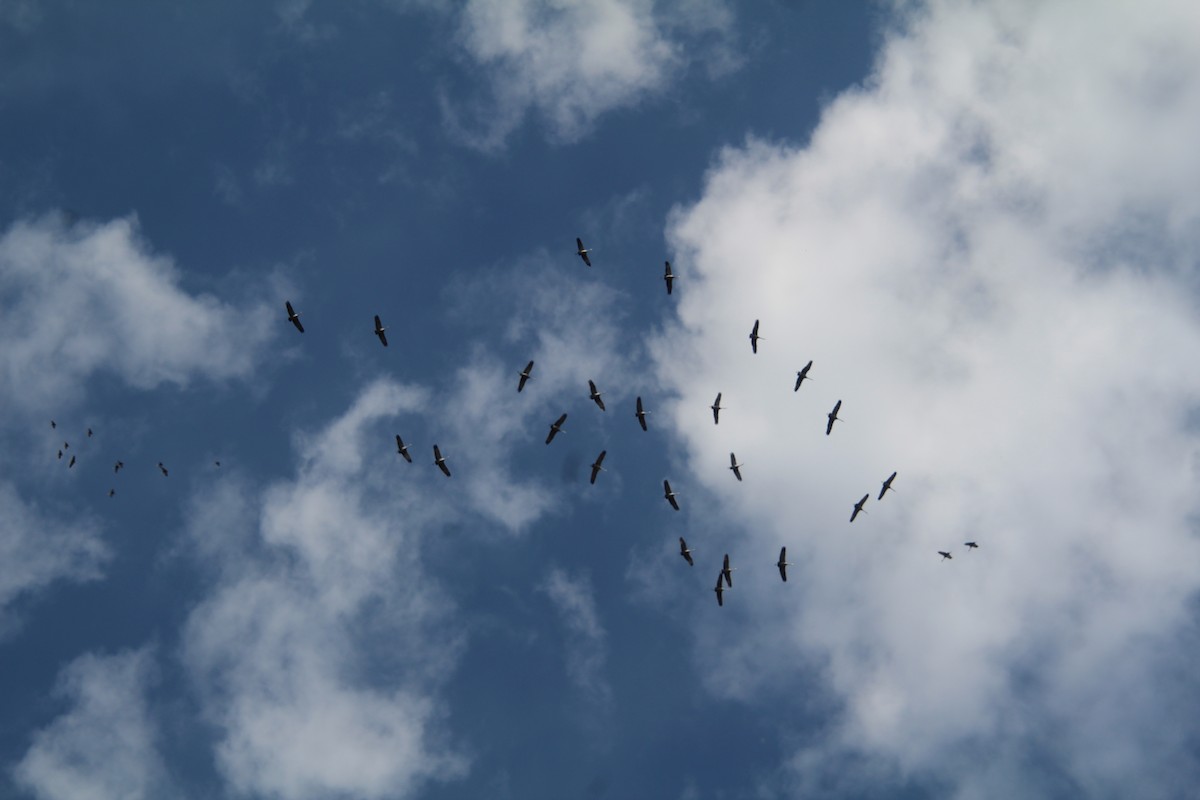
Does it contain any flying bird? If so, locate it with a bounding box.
[939,551,953,561]
[663,479,680,511]
[57,450,62,460]
[545,413,568,444]
[285,301,304,333]
[576,237,592,267]
[87,427,93,438]
[634,396,649,431]
[63,441,69,450]
[794,360,813,391]
[679,537,694,566]
[108,489,115,498]
[714,572,726,606]
[722,553,735,587]
[50,420,56,429]
[826,400,842,435]
[374,315,388,347]
[964,541,979,550]
[114,461,124,473]
[517,360,534,392]
[395,435,412,463]
[777,547,791,582]
[711,393,723,425]
[850,493,868,522]
[588,379,606,411]
[878,471,897,500]
[589,450,607,485]
[158,462,169,477]
[749,319,763,353]
[729,453,743,482]
[68,455,76,468]
[663,261,674,295]
[433,444,451,477]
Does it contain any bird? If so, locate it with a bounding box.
[114,461,124,473]
[86,427,93,438]
[939,551,953,561]
[663,479,680,511]
[50,420,56,429]
[826,400,842,435]
[714,572,726,606]
[517,360,534,392]
[850,493,868,522]
[679,537,694,566]
[729,453,743,482]
[373,315,388,347]
[285,300,305,333]
[108,489,115,498]
[157,462,169,477]
[964,541,979,550]
[545,413,568,444]
[878,471,897,500]
[57,450,62,460]
[589,450,606,484]
[576,237,592,267]
[749,319,763,353]
[588,379,606,411]
[776,547,791,582]
[68,455,76,468]
[722,553,735,587]
[395,435,412,463]
[63,441,69,449]
[663,261,674,295]
[214,461,221,468]
[634,396,649,431]
[433,445,451,477]
[711,393,723,425]
[794,360,813,391]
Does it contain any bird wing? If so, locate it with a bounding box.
[582,252,591,267]
[826,415,835,435]
[779,563,788,582]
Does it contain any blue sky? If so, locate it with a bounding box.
[3,2,1200,798]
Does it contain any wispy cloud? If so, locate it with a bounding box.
[541,566,611,708]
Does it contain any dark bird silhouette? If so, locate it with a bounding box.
[158,462,169,477]
[63,441,69,450]
[517,360,534,392]
[373,315,388,347]
[714,572,726,606]
[87,427,93,438]
[964,541,979,550]
[576,237,592,267]
[545,413,568,444]
[57,450,62,460]
[68,455,76,468]
[635,396,649,431]
[777,547,791,582]
[108,489,115,498]
[285,300,304,333]
[114,461,124,473]
[589,450,607,485]
[663,261,674,295]
[679,537,694,566]
[939,551,953,561]
[50,420,56,429]
[433,445,451,477]
[794,360,813,391]
[749,319,763,353]
[588,380,606,411]
[663,479,680,511]
[826,400,842,435]
[850,493,868,522]
[214,461,221,468]
[729,453,743,482]
[711,393,723,425]
[878,471,897,500]
[722,553,735,587]
[396,435,412,463]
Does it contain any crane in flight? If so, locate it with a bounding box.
[711,393,723,425]
[395,435,412,463]
[714,572,726,606]
[663,479,680,511]
[374,315,388,347]
[729,453,744,482]
[776,547,791,582]
[157,462,169,477]
[634,396,649,431]
[576,237,592,267]
[794,360,813,391]
[588,380,606,411]
[938,551,953,561]
[68,455,76,468]
[663,261,675,295]
[722,553,736,587]
[285,301,304,333]
[749,319,763,353]
[589,450,607,485]
[433,445,451,477]
[878,471,897,500]
[545,413,568,444]
[679,537,693,566]
[850,493,868,522]
[964,541,979,551]
[517,361,534,392]
[826,400,842,435]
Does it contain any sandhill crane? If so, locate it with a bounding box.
[850,493,868,522]
[87,428,93,438]
[664,261,675,295]
[964,541,979,551]
[663,479,680,511]
[939,551,953,561]
[589,450,607,484]
[396,435,412,463]
[576,237,592,267]
[68,455,76,468]
[114,461,124,473]
[285,301,304,333]
[157,462,169,477]
[878,471,897,500]
[545,413,568,444]
[722,553,736,587]
[679,537,694,566]
[50,420,56,429]
[749,320,763,353]
[729,453,743,482]
[108,489,115,498]
[588,380,606,411]
[517,361,534,392]
[826,400,842,435]
[433,445,451,477]
[635,396,649,431]
[374,315,388,347]
[57,449,62,460]
[714,572,726,606]
[711,393,723,425]
[777,547,791,582]
[794,360,813,391]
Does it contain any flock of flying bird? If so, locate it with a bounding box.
[51,236,978,608]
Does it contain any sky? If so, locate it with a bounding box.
[1,1,1200,798]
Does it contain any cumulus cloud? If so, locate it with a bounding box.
[541,567,611,707]
[654,1,1200,796]
[13,648,169,800]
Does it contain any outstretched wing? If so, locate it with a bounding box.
[778,547,788,582]
[286,301,304,332]
[636,396,648,431]
[664,261,674,294]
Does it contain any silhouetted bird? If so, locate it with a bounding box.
[749,319,763,353]
[68,455,76,468]
[850,494,868,522]
[158,462,169,477]
[939,551,953,561]
[576,237,592,267]
[679,537,693,566]
[286,300,304,333]
[878,471,897,500]
[794,360,813,391]
[714,572,726,606]
[396,435,412,463]
[589,450,607,485]
[635,396,649,431]
[588,380,606,411]
[663,479,680,511]
[964,541,979,551]
[517,361,534,392]
[711,393,723,425]
[663,261,675,295]
[374,315,388,347]
[777,547,791,582]
[729,453,743,482]
[826,400,842,435]
[545,413,568,444]
[433,445,451,477]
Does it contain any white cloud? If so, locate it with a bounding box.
[541,567,611,707]
[654,1,1200,795]
[13,648,170,800]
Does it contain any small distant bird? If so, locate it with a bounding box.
[576,237,592,267]
[679,537,693,566]
[794,360,813,391]
[396,435,412,463]
[517,360,534,392]
[964,541,979,551]
[588,380,606,411]
[826,400,842,436]
[722,553,735,587]
[663,261,675,295]
[68,455,76,468]
[57,450,62,460]
[711,393,723,425]
[374,315,388,347]
[114,461,124,473]
[50,420,56,429]
[157,462,169,477]
[433,444,451,477]
[108,489,115,498]
[878,471,897,500]
[749,319,763,353]
[589,450,607,485]
[285,300,304,333]
[545,413,568,445]
[63,441,69,450]
[86,428,93,438]
[635,396,649,431]
[214,461,221,468]
[663,479,680,511]
[939,551,953,561]
[729,453,743,482]
[776,547,791,582]
[850,493,868,522]
[714,572,726,606]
